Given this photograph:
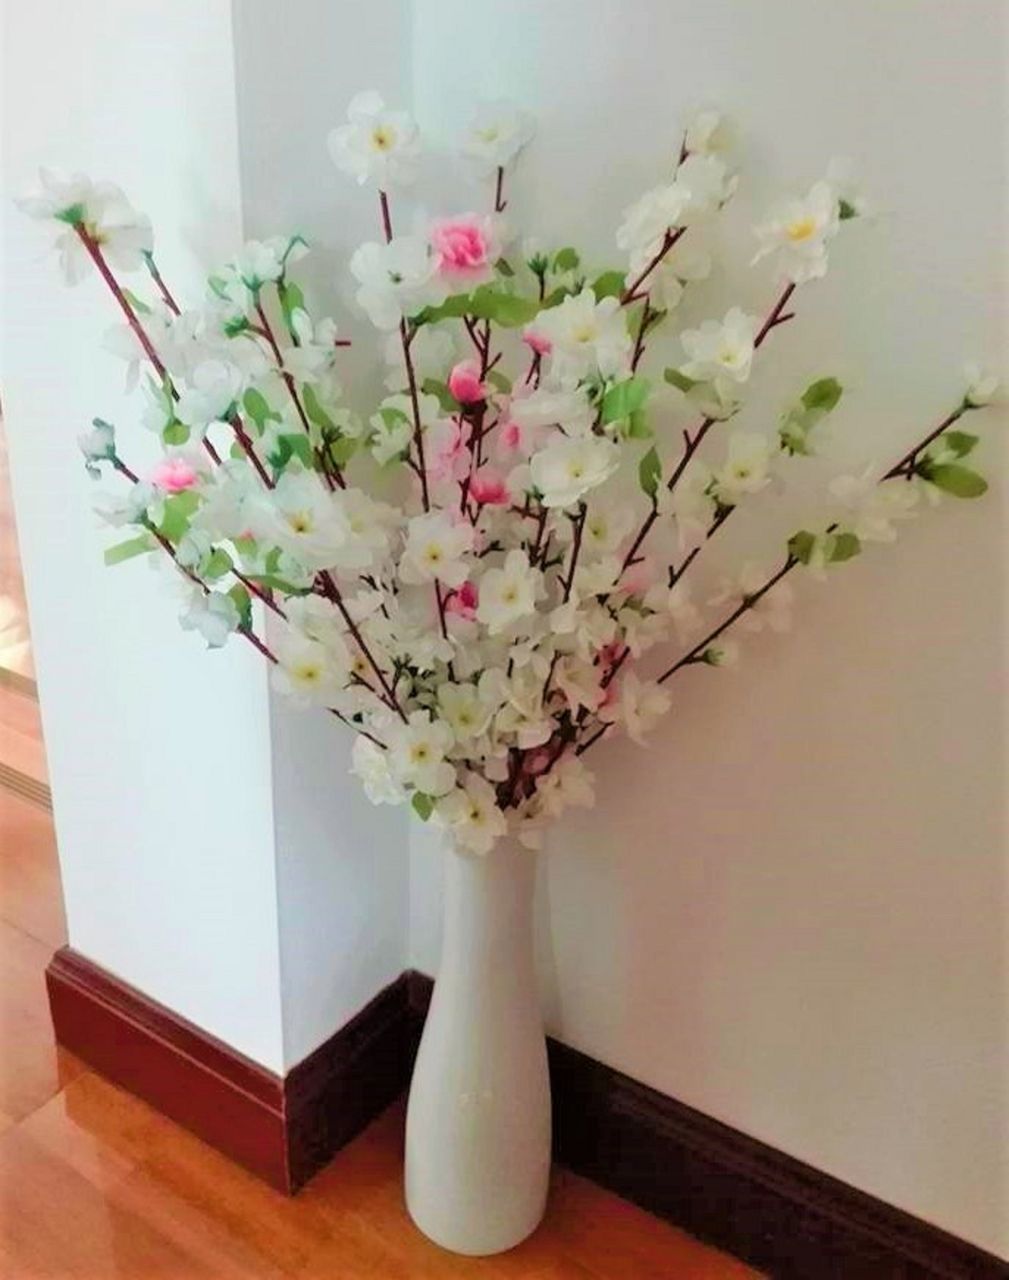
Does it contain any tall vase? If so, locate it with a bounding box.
[404,834,551,1256]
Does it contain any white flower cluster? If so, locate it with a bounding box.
[19,97,999,858]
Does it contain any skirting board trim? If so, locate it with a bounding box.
[45,948,409,1194]
[46,952,1007,1277]
[405,973,1007,1280]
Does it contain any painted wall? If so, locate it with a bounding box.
[230,0,411,1070]
[409,0,1009,1256]
[0,1,286,1071]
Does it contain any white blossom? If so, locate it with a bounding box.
[477,551,541,635]
[350,237,442,330]
[328,91,420,188]
[963,362,1000,408]
[680,308,758,386]
[530,437,620,509]
[599,671,671,745]
[387,711,456,796]
[17,169,152,284]
[438,773,507,855]
[400,511,474,587]
[179,588,240,649]
[175,359,244,432]
[533,289,632,384]
[351,735,405,805]
[753,180,840,284]
[713,432,773,504]
[829,467,919,542]
[461,101,535,176]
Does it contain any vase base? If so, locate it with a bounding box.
[405,1189,548,1257]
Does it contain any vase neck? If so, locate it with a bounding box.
[439,837,537,976]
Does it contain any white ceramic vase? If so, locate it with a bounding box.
[404,834,551,1256]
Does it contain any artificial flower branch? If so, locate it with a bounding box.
[21,98,998,855]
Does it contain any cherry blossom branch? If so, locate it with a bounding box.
[883,405,965,479]
[317,569,407,721]
[562,503,587,602]
[621,281,800,576]
[143,252,181,315]
[620,226,687,305]
[377,190,431,510]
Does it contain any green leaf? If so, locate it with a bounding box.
[301,383,336,433]
[158,490,200,541]
[278,279,305,326]
[411,294,473,326]
[787,531,818,565]
[243,388,277,430]
[830,531,861,563]
[553,247,580,273]
[421,378,460,414]
[923,463,988,498]
[122,289,152,315]
[624,408,653,439]
[939,430,979,459]
[203,548,234,580]
[838,199,858,221]
[591,271,626,301]
[269,433,314,474]
[486,369,512,394]
[104,534,154,566]
[227,583,253,631]
[468,287,540,327]
[327,435,358,467]
[801,377,843,414]
[223,315,251,338]
[411,792,435,821]
[495,257,515,278]
[162,421,189,447]
[601,376,650,425]
[663,367,698,394]
[638,446,662,502]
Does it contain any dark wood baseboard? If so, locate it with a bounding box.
[405,972,1007,1280]
[45,948,410,1194]
[46,952,1006,1277]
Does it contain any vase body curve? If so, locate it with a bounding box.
[404,834,551,1256]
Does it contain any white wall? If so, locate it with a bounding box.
[409,0,1009,1256]
[230,0,412,1068]
[0,1,286,1071]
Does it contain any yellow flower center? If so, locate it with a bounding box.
[502,586,518,604]
[293,663,322,684]
[477,126,500,142]
[572,324,596,344]
[411,744,430,764]
[288,511,313,534]
[371,125,396,152]
[786,216,817,242]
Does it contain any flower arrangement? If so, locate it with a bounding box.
[20,95,999,857]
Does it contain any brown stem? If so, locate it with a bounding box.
[883,406,965,479]
[494,166,506,213]
[318,570,406,721]
[562,504,587,602]
[620,227,686,305]
[143,253,181,315]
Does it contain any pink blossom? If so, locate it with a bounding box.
[469,467,511,506]
[448,360,487,405]
[150,456,199,493]
[522,326,552,356]
[445,580,478,621]
[430,214,500,286]
[619,557,657,597]
[428,418,469,483]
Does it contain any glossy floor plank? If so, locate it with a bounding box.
[0,788,760,1278]
[0,787,64,948]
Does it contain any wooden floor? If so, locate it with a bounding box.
[0,415,33,681]
[0,787,759,1278]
